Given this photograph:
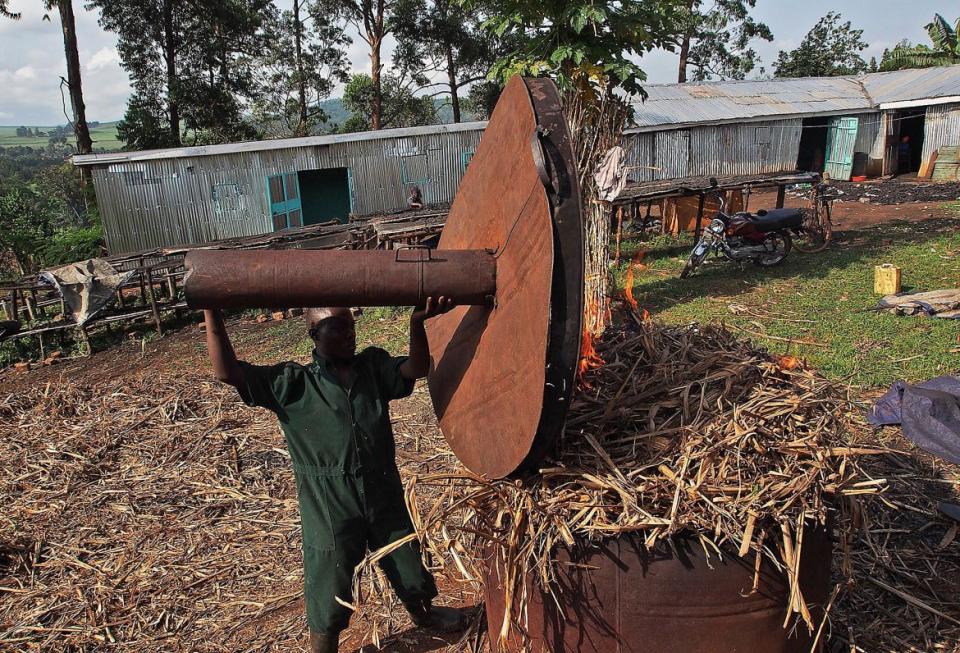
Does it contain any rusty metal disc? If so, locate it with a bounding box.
[425,76,583,478]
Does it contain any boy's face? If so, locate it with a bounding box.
[307,308,356,362]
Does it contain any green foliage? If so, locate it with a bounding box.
[681,0,773,81]
[470,0,684,98]
[391,0,505,122]
[340,74,437,131]
[0,164,100,278]
[881,13,960,70]
[42,225,104,267]
[774,12,869,78]
[91,0,273,149]
[251,0,351,137]
[463,80,503,120]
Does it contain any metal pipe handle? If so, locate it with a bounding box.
[184,248,496,309]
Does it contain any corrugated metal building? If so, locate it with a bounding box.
[75,66,959,254]
[73,122,485,254]
[625,65,960,183]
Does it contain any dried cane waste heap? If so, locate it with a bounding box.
[354,315,889,649]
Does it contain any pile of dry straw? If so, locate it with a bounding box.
[353,320,960,651]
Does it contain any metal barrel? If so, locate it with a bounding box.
[184,248,496,309]
[484,527,831,652]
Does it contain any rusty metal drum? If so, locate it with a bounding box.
[483,528,831,653]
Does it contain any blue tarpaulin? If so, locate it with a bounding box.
[868,375,960,463]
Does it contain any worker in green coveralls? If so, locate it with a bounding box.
[203,300,465,652]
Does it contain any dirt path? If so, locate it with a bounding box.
[748,189,957,230]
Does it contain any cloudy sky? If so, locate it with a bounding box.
[0,0,952,125]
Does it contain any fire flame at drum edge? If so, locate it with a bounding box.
[577,300,606,387]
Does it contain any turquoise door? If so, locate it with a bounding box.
[824,117,859,181]
[265,173,302,230]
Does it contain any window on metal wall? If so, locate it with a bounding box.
[212,183,243,216]
[461,150,475,173]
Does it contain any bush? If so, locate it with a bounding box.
[42,225,105,267]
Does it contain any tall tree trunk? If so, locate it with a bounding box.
[57,0,92,154]
[370,39,382,130]
[677,32,691,82]
[445,42,460,123]
[163,0,181,146]
[677,0,696,83]
[369,0,384,130]
[293,0,308,136]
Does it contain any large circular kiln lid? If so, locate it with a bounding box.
[425,76,583,478]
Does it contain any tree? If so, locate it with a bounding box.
[45,1,94,154]
[318,0,400,130]
[774,12,869,78]
[881,13,960,70]
[93,0,271,149]
[340,73,437,131]
[474,0,685,336]
[0,0,20,19]
[475,0,683,98]
[252,1,351,136]
[15,127,31,138]
[391,0,503,123]
[676,0,772,82]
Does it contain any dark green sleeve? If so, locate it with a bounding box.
[236,361,299,413]
[369,347,416,401]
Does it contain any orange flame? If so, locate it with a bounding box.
[623,250,649,319]
[577,300,606,387]
[776,355,802,371]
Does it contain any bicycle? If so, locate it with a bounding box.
[793,176,837,254]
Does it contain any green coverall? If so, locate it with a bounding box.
[237,347,438,635]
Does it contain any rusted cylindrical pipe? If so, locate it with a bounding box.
[184,249,496,309]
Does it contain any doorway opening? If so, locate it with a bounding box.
[894,108,925,175]
[298,168,352,224]
[796,117,830,172]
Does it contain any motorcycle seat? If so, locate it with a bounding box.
[746,208,803,232]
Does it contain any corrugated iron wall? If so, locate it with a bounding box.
[92,128,484,254]
[923,103,960,162]
[623,119,803,183]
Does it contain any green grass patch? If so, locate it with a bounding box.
[617,219,960,389]
[0,122,123,151]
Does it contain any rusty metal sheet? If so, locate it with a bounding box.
[484,529,832,652]
[425,76,583,478]
[183,249,495,308]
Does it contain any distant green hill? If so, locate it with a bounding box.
[0,121,123,151]
[0,96,478,154]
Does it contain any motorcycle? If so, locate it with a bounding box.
[679,178,805,279]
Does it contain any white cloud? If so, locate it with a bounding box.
[13,66,36,81]
[87,47,120,71]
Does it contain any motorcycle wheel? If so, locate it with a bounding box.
[754,231,792,267]
[680,243,709,278]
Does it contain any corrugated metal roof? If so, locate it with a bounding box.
[73,121,489,166]
[629,65,960,131]
[860,66,960,105]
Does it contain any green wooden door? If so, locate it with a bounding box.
[265,173,302,230]
[825,117,859,181]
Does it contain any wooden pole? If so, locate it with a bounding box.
[694,192,706,239]
[776,185,786,209]
[145,267,163,336]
